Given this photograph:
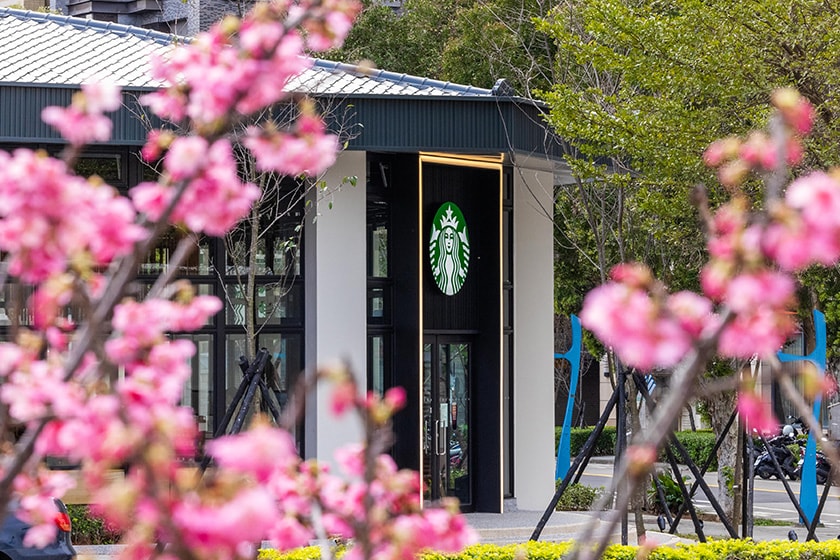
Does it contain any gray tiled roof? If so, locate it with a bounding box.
[0,7,494,97]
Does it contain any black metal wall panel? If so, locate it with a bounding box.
[0,84,159,145]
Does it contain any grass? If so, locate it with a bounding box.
[753,517,797,527]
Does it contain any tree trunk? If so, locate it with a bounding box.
[703,390,739,521]
[626,375,646,541]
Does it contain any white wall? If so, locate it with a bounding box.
[512,156,556,510]
[305,150,368,463]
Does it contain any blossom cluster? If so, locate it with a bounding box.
[0,149,144,284]
[41,82,122,147]
[0,0,483,556]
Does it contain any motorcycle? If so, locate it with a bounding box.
[793,446,832,485]
[754,429,801,481]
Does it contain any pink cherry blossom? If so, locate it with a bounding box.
[41,106,113,146]
[724,270,794,315]
[330,378,358,415]
[0,149,142,283]
[244,121,339,176]
[772,87,815,136]
[580,278,695,371]
[737,391,778,434]
[208,421,299,482]
[164,136,208,181]
[762,172,840,270]
[133,139,262,236]
[81,81,122,113]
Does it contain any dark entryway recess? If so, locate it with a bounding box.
[373,153,502,512]
[422,160,502,512]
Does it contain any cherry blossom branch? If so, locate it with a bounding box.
[769,356,840,482]
[567,310,731,560]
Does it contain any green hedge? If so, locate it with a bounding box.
[554,426,618,457]
[259,539,840,560]
[67,504,122,545]
[555,427,718,470]
[663,430,718,471]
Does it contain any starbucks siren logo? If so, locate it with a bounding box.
[429,202,470,296]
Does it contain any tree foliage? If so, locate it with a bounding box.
[539,0,840,359]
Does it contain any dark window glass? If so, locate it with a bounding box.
[74,154,124,185]
[140,228,211,276]
[368,334,391,396]
[225,283,302,326]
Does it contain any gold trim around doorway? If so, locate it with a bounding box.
[417,152,504,511]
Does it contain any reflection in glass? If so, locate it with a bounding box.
[370,335,386,395]
[371,225,388,277]
[74,154,123,184]
[257,284,300,324]
[441,343,470,503]
[226,235,301,277]
[140,228,209,275]
[422,341,471,505]
[422,343,433,502]
[369,288,385,320]
[225,334,249,412]
[226,284,301,326]
[176,334,213,446]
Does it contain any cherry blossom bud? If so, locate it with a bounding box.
[703,136,741,167]
[772,87,815,136]
[609,262,653,288]
[330,378,357,416]
[786,137,804,167]
[636,534,659,560]
[739,131,776,170]
[800,362,824,400]
[626,444,657,479]
[141,129,174,162]
[718,159,750,189]
[384,386,407,411]
[737,390,778,434]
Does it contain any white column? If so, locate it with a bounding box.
[512,157,556,510]
[304,150,368,463]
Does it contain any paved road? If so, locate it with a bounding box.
[578,462,840,532]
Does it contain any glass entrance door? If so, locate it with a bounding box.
[423,337,471,507]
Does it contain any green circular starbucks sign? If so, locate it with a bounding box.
[429,202,470,296]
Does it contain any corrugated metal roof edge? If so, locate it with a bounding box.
[0,82,158,91]
[0,6,178,46]
[0,81,547,108]
[0,9,544,106]
[311,59,493,97]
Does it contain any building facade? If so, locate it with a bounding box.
[0,7,568,512]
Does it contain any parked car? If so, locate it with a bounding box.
[0,499,75,560]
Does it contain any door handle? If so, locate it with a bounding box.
[437,420,447,455]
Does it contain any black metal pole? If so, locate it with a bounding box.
[652,471,673,527]
[757,433,817,537]
[742,427,754,539]
[630,372,738,537]
[214,355,254,437]
[668,410,736,529]
[615,366,628,545]
[258,378,283,423]
[663,445,706,542]
[806,470,832,541]
[230,350,270,435]
[530,384,619,541]
[199,355,256,473]
[667,433,739,537]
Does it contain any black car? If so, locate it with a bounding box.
[0,499,75,560]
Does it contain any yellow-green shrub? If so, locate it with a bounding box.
[259,539,840,560]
